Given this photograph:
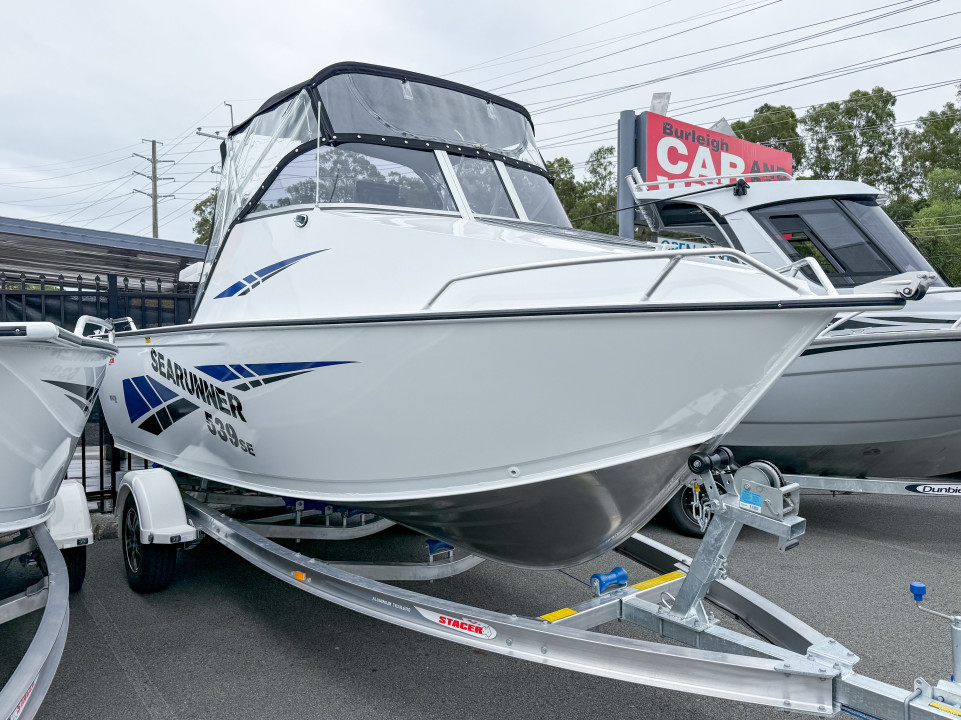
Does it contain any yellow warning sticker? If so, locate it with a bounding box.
[930,701,961,717]
[632,570,686,592]
[540,607,578,623]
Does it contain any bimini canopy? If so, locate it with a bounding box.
[204,63,545,286]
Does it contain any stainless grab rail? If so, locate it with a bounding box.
[423,247,808,310]
[774,258,840,297]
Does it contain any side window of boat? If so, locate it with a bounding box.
[504,166,571,227]
[448,155,517,218]
[767,216,840,278]
[254,144,457,213]
[754,200,896,286]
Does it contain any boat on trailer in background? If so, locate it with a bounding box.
[625,171,961,534]
[0,317,115,720]
[98,62,907,569]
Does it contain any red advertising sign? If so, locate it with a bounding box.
[637,111,792,188]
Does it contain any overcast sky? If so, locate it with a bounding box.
[1,0,958,243]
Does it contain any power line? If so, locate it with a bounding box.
[492,0,785,93]
[473,0,764,88]
[526,27,961,116]
[444,0,673,77]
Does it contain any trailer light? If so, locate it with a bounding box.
[170,535,181,543]
[77,538,89,546]
[293,571,307,582]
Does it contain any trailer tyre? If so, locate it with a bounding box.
[122,494,176,593]
[665,485,711,538]
[62,546,87,593]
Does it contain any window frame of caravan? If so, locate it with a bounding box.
[750,197,900,287]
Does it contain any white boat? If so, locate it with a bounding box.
[627,172,961,479]
[99,63,904,568]
[0,319,116,533]
[0,318,115,720]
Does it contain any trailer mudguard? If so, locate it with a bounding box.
[116,469,198,544]
[46,479,94,549]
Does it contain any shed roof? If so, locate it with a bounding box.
[0,216,206,282]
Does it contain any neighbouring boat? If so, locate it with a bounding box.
[628,172,961,479]
[99,63,904,568]
[0,319,116,533]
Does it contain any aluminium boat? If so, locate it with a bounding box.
[628,172,961,479]
[0,320,116,533]
[0,318,114,720]
[99,63,904,568]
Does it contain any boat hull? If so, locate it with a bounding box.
[726,333,961,477]
[102,306,832,567]
[0,323,115,533]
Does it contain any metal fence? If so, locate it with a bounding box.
[1,271,196,511]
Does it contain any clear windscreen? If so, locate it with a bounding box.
[253,144,456,213]
[318,73,544,168]
[203,89,318,289]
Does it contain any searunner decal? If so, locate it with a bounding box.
[150,349,246,422]
[204,412,254,456]
[127,350,355,440]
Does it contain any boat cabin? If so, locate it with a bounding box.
[200,63,578,299]
[630,178,944,289]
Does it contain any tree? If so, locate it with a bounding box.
[547,145,618,235]
[731,104,805,171]
[191,191,217,245]
[907,168,961,285]
[801,87,898,190]
[895,85,961,198]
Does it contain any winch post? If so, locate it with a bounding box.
[668,512,742,621]
[671,450,806,622]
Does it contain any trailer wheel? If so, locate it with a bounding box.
[62,546,87,593]
[122,494,176,593]
[665,485,711,538]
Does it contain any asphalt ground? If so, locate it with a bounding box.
[1,490,958,720]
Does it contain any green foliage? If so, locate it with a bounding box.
[731,104,805,171]
[548,145,619,235]
[191,191,217,245]
[896,87,961,198]
[907,169,961,285]
[801,87,899,190]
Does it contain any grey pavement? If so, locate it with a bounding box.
[1,490,958,720]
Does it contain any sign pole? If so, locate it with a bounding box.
[616,110,636,239]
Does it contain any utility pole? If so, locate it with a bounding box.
[132,139,174,238]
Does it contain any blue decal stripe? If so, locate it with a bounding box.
[196,365,241,382]
[146,376,179,403]
[215,280,248,299]
[122,378,152,423]
[132,375,162,407]
[231,364,254,378]
[244,361,353,376]
[214,249,326,299]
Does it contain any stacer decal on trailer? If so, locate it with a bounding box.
[636,111,793,188]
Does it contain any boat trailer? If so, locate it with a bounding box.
[117,455,961,718]
[0,480,94,720]
[669,467,961,539]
